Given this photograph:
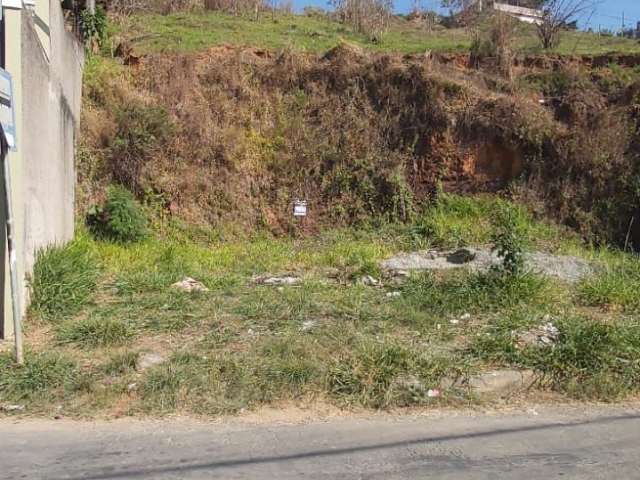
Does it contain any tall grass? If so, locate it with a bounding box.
[29,236,101,322]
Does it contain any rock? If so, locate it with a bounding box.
[427,389,441,398]
[1,404,25,412]
[137,352,166,372]
[321,268,342,279]
[516,322,560,348]
[300,320,317,332]
[171,277,209,293]
[254,275,301,286]
[468,369,535,395]
[380,248,593,283]
[359,275,380,286]
[526,252,594,284]
[446,248,476,264]
[127,383,138,392]
[386,291,401,298]
[394,374,425,394]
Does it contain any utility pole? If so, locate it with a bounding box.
[0,125,22,365]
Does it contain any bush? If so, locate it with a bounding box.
[491,204,529,276]
[87,185,148,243]
[29,238,100,322]
[109,103,172,193]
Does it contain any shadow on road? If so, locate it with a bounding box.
[56,413,640,480]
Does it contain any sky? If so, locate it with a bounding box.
[296,0,640,32]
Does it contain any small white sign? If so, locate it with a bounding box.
[0,68,16,151]
[293,200,307,217]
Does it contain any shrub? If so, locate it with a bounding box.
[79,6,108,51]
[87,185,148,243]
[109,103,172,193]
[491,204,529,276]
[29,238,100,322]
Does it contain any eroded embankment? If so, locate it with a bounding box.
[80,44,640,245]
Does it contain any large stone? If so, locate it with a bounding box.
[468,369,535,395]
[379,248,594,283]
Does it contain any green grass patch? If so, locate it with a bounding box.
[409,193,560,250]
[578,257,640,312]
[0,352,80,403]
[124,11,640,56]
[401,270,551,316]
[55,317,134,348]
[29,236,101,322]
[102,351,140,376]
[471,314,640,400]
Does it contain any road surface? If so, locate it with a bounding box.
[1,406,640,479]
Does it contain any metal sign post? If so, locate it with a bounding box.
[0,67,22,364]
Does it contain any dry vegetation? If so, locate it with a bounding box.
[4,9,640,419]
[81,35,640,248]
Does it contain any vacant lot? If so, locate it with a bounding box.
[2,194,640,418]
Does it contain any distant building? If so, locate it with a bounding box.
[493,2,544,25]
[468,0,544,25]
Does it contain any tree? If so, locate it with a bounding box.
[536,0,594,49]
[331,0,394,41]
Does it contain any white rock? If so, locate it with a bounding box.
[254,275,301,286]
[137,352,166,372]
[171,277,209,293]
[1,404,25,412]
[360,275,380,286]
[386,291,401,298]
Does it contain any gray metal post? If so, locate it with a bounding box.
[0,125,22,364]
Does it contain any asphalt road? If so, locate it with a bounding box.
[1,406,640,479]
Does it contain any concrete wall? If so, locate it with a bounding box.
[0,1,83,338]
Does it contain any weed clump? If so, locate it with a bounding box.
[577,258,640,312]
[56,317,134,348]
[102,351,140,376]
[472,315,640,400]
[29,237,100,322]
[87,185,148,243]
[0,352,79,402]
[327,342,411,408]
